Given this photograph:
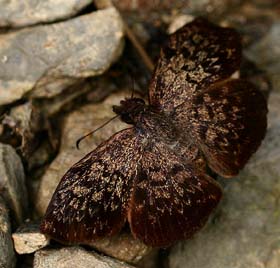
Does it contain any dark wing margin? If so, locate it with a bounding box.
[174,79,267,177]
[40,128,142,244]
[128,141,222,247]
[149,17,242,112]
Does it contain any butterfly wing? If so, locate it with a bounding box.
[128,140,222,247]
[149,17,242,112]
[174,79,267,177]
[148,17,267,177]
[40,128,143,244]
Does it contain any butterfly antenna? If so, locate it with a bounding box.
[76,115,119,149]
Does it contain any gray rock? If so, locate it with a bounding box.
[0,196,16,268]
[1,102,44,161]
[184,0,241,18]
[0,143,28,224]
[0,7,124,105]
[0,0,92,28]
[34,247,135,268]
[245,22,280,92]
[169,92,280,267]
[12,223,49,254]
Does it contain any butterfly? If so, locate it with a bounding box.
[40,18,267,247]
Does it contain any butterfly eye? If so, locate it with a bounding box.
[134,98,145,105]
[112,105,123,115]
[121,113,134,124]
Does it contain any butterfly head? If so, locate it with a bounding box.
[113,97,146,125]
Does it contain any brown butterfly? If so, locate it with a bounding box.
[40,18,267,247]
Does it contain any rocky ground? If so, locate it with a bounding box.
[0,0,279,267]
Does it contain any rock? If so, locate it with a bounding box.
[186,0,241,18]
[0,0,92,28]
[0,196,16,268]
[0,7,124,105]
[137,249,159,268]
[0,77,119,172]
[245,22,280,92]
[168,92,280,267]
[12,223,49,254]
[0,102,44,161]
[0,143,28,224]
[89,232,152,264]
[34,247,135,268]
[266,248,280,268]
[167,15,194,34]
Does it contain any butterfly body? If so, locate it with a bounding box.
[41,18,267,247]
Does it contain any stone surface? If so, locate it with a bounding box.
[34,247,135,268]
[0,0,92,28]
[167,14,194,34]
[90,232,152,264]
[0,7,124,105]
[0,196,16,268]
[0,102,44,161]
[0,143,28,224]
[245,22,280,92]
[168,92,280,268]
[12,223,49,254]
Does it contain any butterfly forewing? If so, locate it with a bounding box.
[128,140,222,247]
[40,128,143,243]
[149,17,242,111]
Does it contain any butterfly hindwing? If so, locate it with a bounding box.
[128,140,222,247]
[174,79,267,177]
[149,17,242,111]
[40,128,143,243]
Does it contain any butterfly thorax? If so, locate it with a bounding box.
[113,97,180,144]
[113,97,147,124]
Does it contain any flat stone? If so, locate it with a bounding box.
[0,196,16,268]
[12,223,49,254]
[0,143,28,224]
[34,247,135,268]
[89,232,152,264]
[0,7,124,105]
[169,92,280,268]
[0,0,92,28]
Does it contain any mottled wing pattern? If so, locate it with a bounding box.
[149,17,242,111]
[40,128,143,243]
[128,140,222,247]
[174,79,267,177]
